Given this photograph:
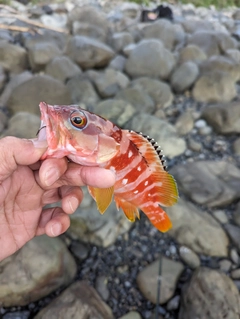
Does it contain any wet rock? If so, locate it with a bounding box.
[65,36,114,69]
[233,202,240,227]
[129,113,186,158]
[131,77,173,109]
[45,55,82,82]
[225,224,240,253]
[118,311,142,319]
[178,44,207,64]
[171,161,240,207]
[7,74,71,115]
[115,87,155,114]
[111,32,134,53]
[170,61,199,93]
[125,39,176,80]
[142,19,177,50]
[1,112,40,138]
[179,246,200,269]
[179,267,240,319]
[28,41,62,72]
[137,256,184,304]
[95,99,136,126]
[66,74,99,106]
[192,71,236,103]
[175,111,194,135]
[166,198,229,256]
[0,41,28,73]
[0,236,77,307]
[34,281,113,319]
[202,102,240,134]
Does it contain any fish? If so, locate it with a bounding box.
[38,102,178,232]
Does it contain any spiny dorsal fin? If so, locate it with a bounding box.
[133,131,168,171]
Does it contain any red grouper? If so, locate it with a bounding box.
[38,102,178,232]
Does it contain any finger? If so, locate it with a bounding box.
[36,207,70,237]
[0,137,47,182]
[59,185,83,214]
[38,157,68,187]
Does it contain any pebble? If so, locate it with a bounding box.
[187,138,202,152]
[230,248,240,265]
[96,276,110,301]
[166,295,181,311]
[179,246,201,269]
[212,210,229,224]
[218,259,232,273]
[230,268,240,279]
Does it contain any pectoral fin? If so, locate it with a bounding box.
[88,186,114,214]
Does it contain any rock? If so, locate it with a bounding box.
[0,236,76,307]
[0,110,7,134]
[118,311,142,319]
[175,112,194,135]
[171,61,199,93]
[232,8,240,20]
[129,113,186,158]
[115,87,155,114]
[123,43,136,57]
[93,69,130,98]
[66,74,99,107]
[212,210,229,224]
[181,20,213,34]
[109,54,126,71]
[45,56,82,82]
[72,22,107,42]
[28,41,62,72]
[199,55,240,82]
[225,49,240,64]
[230,248,240,265]
[233,202,240,227]
[166,198,229,256]
[179,267,240,319]
[95,276,109,301]
[218,259,232,273]
[69,241,89,261]
[0,65,6,91]
[216,32,237,54]
[187,138,202,152]
[231,268,240,280]
[125,39,176,80]
[1,112,40,138]
[0,41,28,73]
[65,36,114,69]
[202,102,240,134]
[178,44,207,64]
[192,71,236,103]
[119,2,139,19]
[225,224,240,253]
[95,99,136,126]
[187,31,220,57]
[40,13,68,30]
[137,256,184,304]
[69,6,109,42]
[111,32,134,53]
[7,74,71,115]
[171,161,240,207]
[142,19,177,50]
[131,77,173,109]
[179,246,200,269]
[68,198,132,247]
[166,295,180,311]
[34,281,113,319]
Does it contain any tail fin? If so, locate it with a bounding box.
[142,205,172,232]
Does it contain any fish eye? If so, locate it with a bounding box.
[70,111,87,129]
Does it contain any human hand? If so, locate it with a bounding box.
[0,137,115,261]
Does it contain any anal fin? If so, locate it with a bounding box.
[141,205,172,232]
[88,186,114,214]
[115,197,140,222]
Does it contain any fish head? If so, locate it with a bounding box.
[38,102,120,165]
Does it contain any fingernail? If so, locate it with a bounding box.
[31,138,48,149]
[51,223,62,236]
[69,197,79,213]
[45,168,60,186]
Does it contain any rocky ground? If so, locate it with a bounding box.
[0,0,240,318]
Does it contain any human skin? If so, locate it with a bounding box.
[0,137,115,262]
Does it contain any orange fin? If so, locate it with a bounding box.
[142,205,172,232]
[126,130,178,207]
[88,186,114,214]
[115,196,140,222]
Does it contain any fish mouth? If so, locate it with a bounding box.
[37,102,49,143]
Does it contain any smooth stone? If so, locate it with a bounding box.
[70,241,89,261]
[108,55,126,71]
[179,246,200,269]
[175,112,194,135]
[233,138,240,156]
[166,198,229,256]
[0,236,77,307]
[72,21,107,42]
[187,138,202,152]
[233,202,240,227]
[187,31,220,57]
[0,41,28,73]
[225,224,240,253]
[137,256,184,304]
[231,268,240,280]
[118,311,142,319]
[95,276,110,301]
[170,61,199,93]
[178,44,207,64]
[171,161,240,207]
[111,32,134,53]
[0,110,7,134]
[225,49,240,64]
[212,210,229,224]
[166,295,180,311]
[219,259,232,273]
[230,248,240,265]
[179,267,240,319]
[34,281,113,319]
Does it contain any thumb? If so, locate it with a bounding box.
[0,136,47,182]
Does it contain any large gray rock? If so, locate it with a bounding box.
[65,36,114,69]
[170,61,199,93]
[179,267,240,319]
[111,32,134,53]
[192,71,236,103]
[125,39,176,80]
[0,236,77,307]
[137,257,184,304]
[202,102,240,134]
[181,20,213,34]
[34,281,113,319]
[188,31,220,57]
[129,113,186,158]
[178,44,207,64]
[166,198,229,256]
[7,74,71,115]
[171,161,240,207]
[0,41,28,73]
